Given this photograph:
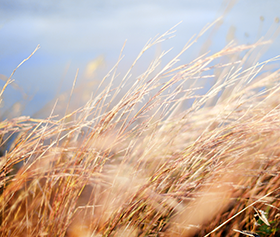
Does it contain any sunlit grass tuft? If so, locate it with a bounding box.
[0,22,280,237]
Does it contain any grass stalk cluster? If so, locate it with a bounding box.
[0,23,280,236]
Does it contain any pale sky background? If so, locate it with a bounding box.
[0,0,279,117]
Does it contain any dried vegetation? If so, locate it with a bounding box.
[0,21,280,236]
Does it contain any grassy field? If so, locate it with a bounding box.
[0,22,280,237]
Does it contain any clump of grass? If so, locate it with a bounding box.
[1,21,280,237]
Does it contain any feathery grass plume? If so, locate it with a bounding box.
[0,21,280,237]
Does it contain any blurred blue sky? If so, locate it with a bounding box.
[0,0,279,117]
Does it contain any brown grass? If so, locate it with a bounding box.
[0,21,280,237]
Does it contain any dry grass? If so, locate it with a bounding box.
[1,21,280,237]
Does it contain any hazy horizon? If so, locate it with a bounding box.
[0,0,279,117]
